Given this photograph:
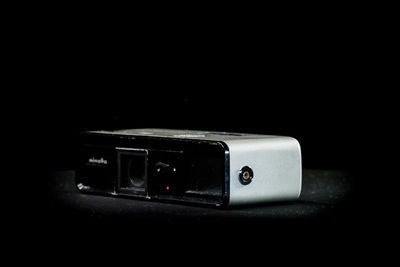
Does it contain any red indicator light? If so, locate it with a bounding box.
[166,186,170,190]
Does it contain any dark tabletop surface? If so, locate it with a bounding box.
[10,168,369,260]
[42,169,355,223]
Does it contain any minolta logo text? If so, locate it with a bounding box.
[88,157,108,165]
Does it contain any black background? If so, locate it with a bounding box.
[29,20,367,172]
[7,8,384,262]
[13,9,373,175]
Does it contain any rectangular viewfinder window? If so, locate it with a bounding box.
[117,149,148,196]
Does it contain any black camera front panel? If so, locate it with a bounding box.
[76,132,229,206]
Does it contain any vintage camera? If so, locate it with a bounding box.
[76,129,302,207]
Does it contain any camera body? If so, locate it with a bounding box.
[76,129,302,207]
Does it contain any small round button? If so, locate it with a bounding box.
[239,166,253,185]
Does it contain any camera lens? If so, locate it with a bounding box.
[118,151,147,195]
[128,159,146,187]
